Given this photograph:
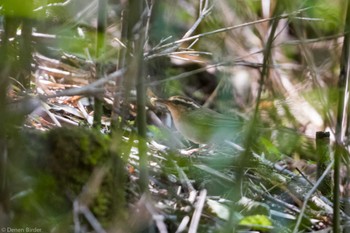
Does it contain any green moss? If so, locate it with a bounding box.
[11,127,124,230]
[46,127,114,221]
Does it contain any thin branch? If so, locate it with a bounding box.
[144,1,154,49]
[292,160,334,233]
[148,61,263,86]
[147,8,311,56]
[40,68,126,99]
[146,0,213,56]
[188,189,207,233]
[182,0,212,40]
[145,50,212,60]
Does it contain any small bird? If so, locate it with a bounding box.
[151,96,243,144]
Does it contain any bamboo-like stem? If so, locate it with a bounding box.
[224,2,283,232]
[111,8,128,130]
[125,0,149,193]
[335,1,350,231]
[316,131,331,197]
[245,0,281,189]
[93,0,107,129]
[18,0,33,89]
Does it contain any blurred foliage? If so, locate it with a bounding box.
[303,0,343,36]
[0,0,345,231]
[239,214,272,232]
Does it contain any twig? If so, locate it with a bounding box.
[182,0,212,40]
[51,114,79,126]
[73,200,81,233]
[73,165,109,233]
[292,160,334,233]
[175,163,197,203]
[148,62,225,86]
[194,164,234,183]
[147,8,311,56]
[39,68,126,99]
[145,50,212,60]
[278,33,343,46]
[175,216,190,233]
[188,189,207,233]
[80,205,106,233]
[145,199,168,233]
[144,1,154,49]
[249,185,301,215]
[41,102,62,127]
[146,0,213,57]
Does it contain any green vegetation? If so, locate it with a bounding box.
[10,128,116,230]
[0,0,348,232]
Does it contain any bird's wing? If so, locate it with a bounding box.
[186,109,243,129]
